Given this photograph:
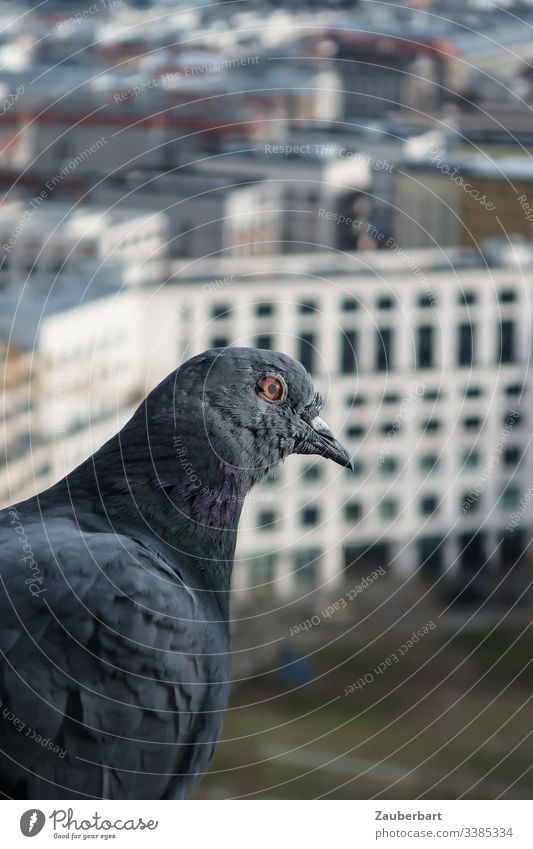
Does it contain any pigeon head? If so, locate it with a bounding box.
[168,346,353,482]
[60,346,352,583]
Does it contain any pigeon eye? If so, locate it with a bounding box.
[258,375,285,403]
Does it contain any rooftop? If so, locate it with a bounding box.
[405,152,533,181]
[169,241,533,285]
[0,280,119,350]
[0,201,163,238]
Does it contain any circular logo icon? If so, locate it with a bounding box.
[20,810,46,837]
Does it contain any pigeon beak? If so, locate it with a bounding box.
[296,415,354,469]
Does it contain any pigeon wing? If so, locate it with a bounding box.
[0,511,229,799]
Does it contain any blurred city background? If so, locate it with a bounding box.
[1,0,533,798]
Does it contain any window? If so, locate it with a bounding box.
[420,454,439,472]
[457,323,476,367]
[298,301,316,315]
[459,532,484,574]
[381,420,401,435]
[383,392,400,404]
[212,336,229,348]
[249,554,276,585]
[464,386,483,398]
[459,291,477,305]
[345,394,366,407]
[417,325,434,368]
[420,495,438,515]
[498,289,517,303]
[292,548,321,588]
[503,446,521,465]
[418,536,444,576]
[461,449,481,468]
[302,464,323,481]
[377,295,394,310]
[256,334,272,350]
[379,457,398,475]
[255,302,274,317]
[346,424,365,439]
[501,530,526,567]
[424,389,441,401]
[301,506,320,526]
[461,492,481,512]
[505,383,523,397]
[463,416,482,431]
[344,501,362,521]
[380,498,397,519]
[501,486,520,510]
[375,327,394,371]
[498,320,516,364]
[257,510,277,529]
[422,419,441,433]
[211,304,230,320]
[341,296,359,312]
[504,410,522,427]
[298,333,316,373]
[417,294,435,308]
[340,330,358,374]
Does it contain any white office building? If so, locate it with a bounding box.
[2,245,530,604]
[161,247,533,601]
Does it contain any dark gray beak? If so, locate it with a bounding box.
[296,415,354,469]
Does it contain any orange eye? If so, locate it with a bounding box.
[258,375,285,402]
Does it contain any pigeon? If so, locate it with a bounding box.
[0,346,351,799]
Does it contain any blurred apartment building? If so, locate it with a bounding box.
[0,201,167,289]
[0,54,340,177]
[91,170,285,258]
[0,201,174,507]
[159,247,532,603]
[302,28,453,120]
[1,343,41,505]
[178,146,371,252]
[0,288,144,507]
[42,146,371,257]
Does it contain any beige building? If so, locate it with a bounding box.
[395,156,533,249]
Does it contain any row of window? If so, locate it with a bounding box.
[209,320,520,373]
[339,321,518,374]
[344,382,524,406]
[247,549,322,588]
[325,448,519,477]
[347,444,523,476]
[342,410,523,440]
[248,529,525,587]
[266,443,524,487]
[209,288,520,321]
[255,484,527,530]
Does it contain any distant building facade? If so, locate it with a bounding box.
[395,156,533,249]
[163,249,532,602]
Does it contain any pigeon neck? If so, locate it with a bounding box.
[60,420,258,596]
